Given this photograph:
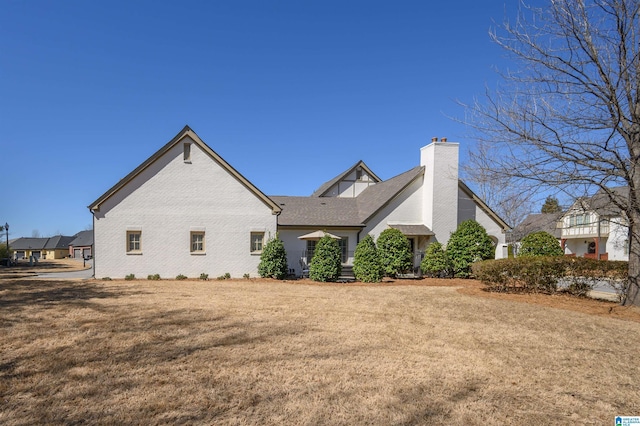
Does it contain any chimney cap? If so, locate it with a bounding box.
[441,137,447,142]
[431,137,438,142]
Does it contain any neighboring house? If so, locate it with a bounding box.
[69,230,93,258]
[510,212,563,254]
[560,186,629,261]
[11,235,75,260]
[90,127,510,278]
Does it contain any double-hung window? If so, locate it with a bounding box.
[191,232,205,253]
[127,231,142,253]
[250,232,265,253]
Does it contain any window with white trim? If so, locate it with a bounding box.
[191,231,205,253]
[250,232,264,253]
[127,231,141,253]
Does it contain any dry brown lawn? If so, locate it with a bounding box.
[1,277,639,425]
[0,258,89,279]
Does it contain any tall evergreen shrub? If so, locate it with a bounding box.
[519,231,563,257]
[420,242,452,277]
[309,234,342,282]
[353,234,383,282]
[446,220,495,278]
[258,234,288,279]
[377,228,413,277]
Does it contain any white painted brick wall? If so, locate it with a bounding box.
[93,137,277,279]
[421,142,459,246]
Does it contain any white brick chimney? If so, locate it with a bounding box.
[421,138,459,245]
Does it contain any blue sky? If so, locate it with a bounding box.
[1,1,520,239]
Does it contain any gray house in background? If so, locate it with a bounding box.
[69,230,93,259]
[11,235,75,259]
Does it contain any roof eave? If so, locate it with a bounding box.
[88,126,282,215]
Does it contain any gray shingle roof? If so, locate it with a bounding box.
[10,235,75,250]
[273,166,425,227]
[587,186,628,216]
[389,224,434,236]
[70,230,93,247]
[10,238,48,250]
[355,166,424,222]
[271,196,362,227]
[44,235,75,250]
[512,213,563,241]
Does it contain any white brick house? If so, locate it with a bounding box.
[90,128,509,278]
[89,126,281,279]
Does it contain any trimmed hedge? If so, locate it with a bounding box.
[472,256,628,296]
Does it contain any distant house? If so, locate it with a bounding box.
[90,127,510,279]
[511,212,563,248]
[11,235,75,260]
[69,230,93,259]
[560,187,629,261]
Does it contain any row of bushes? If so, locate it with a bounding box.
[472,256,628,297]
[258,221,498,283]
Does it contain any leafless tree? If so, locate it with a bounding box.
[462,141,535,228]
[465,0,640,305]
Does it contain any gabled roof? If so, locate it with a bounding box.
[10,236,75,250]
[565,186,628,217]
[44,235,75,249]
[512,213,562,241]
[88,126,281,214]
[10,238,48,250]
[70,230,93,247]
[356,166,425,222]
[458,180,511,231]
[311,160,382,197]
[273,166,425,227]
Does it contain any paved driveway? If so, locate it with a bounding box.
[36,260,94,280]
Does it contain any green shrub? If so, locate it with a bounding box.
[101,277,112,281]
[147,274,161,280]
[377,228,412,277]
[472,256,628,296]
[420,242,452,278]
[176,274,187,280]
[258,233,288,279]
[124,274,135,281]
[353,234,383,283]
[243,273,250,279]
[199,273,209,281]
[447,220,495,278]
[519,231,563,257]
[473,257,563,293]
[309,234,342,282]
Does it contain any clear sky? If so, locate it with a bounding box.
[1,0,520,239]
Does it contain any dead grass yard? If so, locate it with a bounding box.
[1,277,639,425]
